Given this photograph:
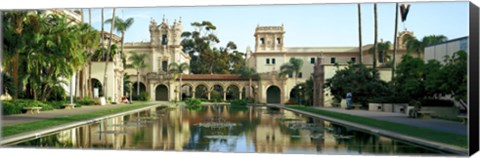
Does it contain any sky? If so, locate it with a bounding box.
[83,2,468,52]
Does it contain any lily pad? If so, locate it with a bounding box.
[97,130,128,134]
[333,134,354,139]
[310,134,323,139]
[204,135,239,139]
[194,122,239,128]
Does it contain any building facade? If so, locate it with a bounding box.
[424,36,468,64]
[120,20,422,106]
[122,17,191,101]
[246,25,414,105]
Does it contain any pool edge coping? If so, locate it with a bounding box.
[0,103,166,146]
[268,104,468,155]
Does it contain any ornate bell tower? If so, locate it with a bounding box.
[148,16,184,73]
[254,25,285,52]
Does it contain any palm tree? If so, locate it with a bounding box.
[358,3,363,64]
[373,3,378,69]
[77,23,100,98]
[103,8,116,100]
[239,66,260,100]
[168,62,190,101]
[74,23,100,99]
[279,58,304,102]
[403,34,447,58]
[105,16,135,56]
[127,51,148,96]
[3,11,30,99]
[88,8,93,98]
[377,41,392,64]
[392,3,399,80]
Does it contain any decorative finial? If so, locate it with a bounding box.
[179,16,182,23]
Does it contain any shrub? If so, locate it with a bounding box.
[185,98,202,107]
[76,99,95,106]
[112,102,117,104]
[138,92,149,101]
[230,99,248,106]
[284,100,297,105]
[1,100,55,115]
[46,85,67,101]
[49,101,67,109]
[2,101,22,115]
[420,99,454,107]
[210,91,222,102]
[368,96,409,103]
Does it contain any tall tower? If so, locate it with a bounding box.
[148,16,185,73]
[254,25,285,52]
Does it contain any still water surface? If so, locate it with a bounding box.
[11,105,447,155]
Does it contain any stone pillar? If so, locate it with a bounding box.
[239,89,243,100]
[313,55,325,106]
[192,90,196,98]
[207,91,211,100]
[223,91,227,101]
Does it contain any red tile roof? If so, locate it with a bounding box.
[180,74,250,80]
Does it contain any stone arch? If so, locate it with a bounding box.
[226,85,240,100]
[132,81,147,99]
[90,78,103,98]
[266,85,281,104]
[289,83,306,104]
[155,84,169,101]
[195,84,209,100]
[242,84,257,100]
[181,83,194,100]
[210,84,224,101]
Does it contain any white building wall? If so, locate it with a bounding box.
[90,62,116,101]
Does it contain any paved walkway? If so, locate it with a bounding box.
[1,101,169,126]
[315,107,467,136]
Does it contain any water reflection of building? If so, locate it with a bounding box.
[28,105,426,154]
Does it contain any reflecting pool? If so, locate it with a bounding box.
[9,105,450,155]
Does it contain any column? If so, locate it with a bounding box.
[223,91,227,101]
[239,89,243,100]
[192,90,196,99]
[152,51,157,72]
[207,91,211,100]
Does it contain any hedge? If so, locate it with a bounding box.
[2,100,56,115]
[230,99,248,106]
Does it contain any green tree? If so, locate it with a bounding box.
[373,3,378,69]
[279,58,304,86]
[357,3,363,64]
[402,34,447,57]
[103,8,116,99]
[325,63,392,105]
[238,66,260,100]
[127,51,148,96]
[440,50,468,111]
[105,16,134,56]
[3,11,34,99]
[393,54,426,101]
[181,21,245,74]
[76,23,100,99]
[168,62,190,101]
[423,59,443,98]
[3,12,87,101]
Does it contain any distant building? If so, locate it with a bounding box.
[246,25,415,105]
[424,36,468,64]
[122,17,191,101]
[45,9,83,24]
